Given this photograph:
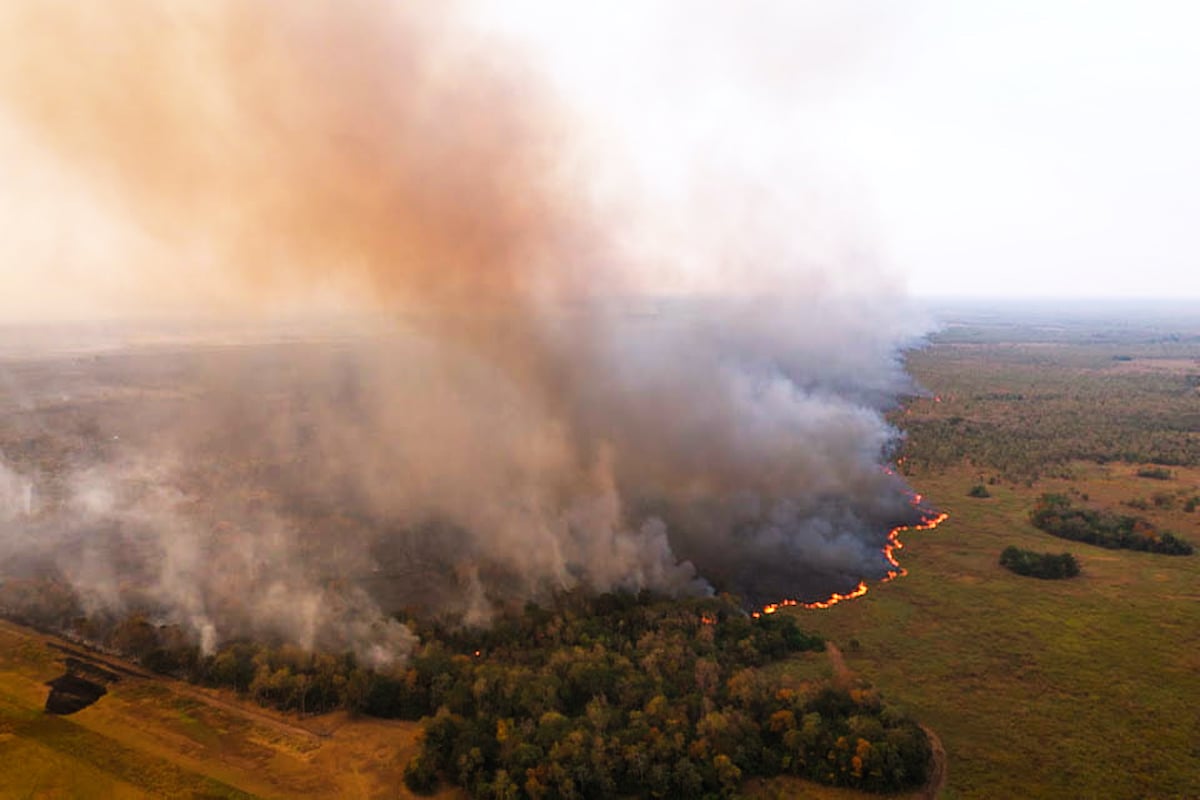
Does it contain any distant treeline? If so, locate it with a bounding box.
[0,587,931,798]
[1030,494,1194,556]
[999,546,1080,579]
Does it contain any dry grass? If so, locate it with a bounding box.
[0,620,460,799]
[768,468,1200,798]
[765,330,1200,798]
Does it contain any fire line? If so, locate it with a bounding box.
[752,489,949,618]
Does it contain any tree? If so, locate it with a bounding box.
[403,754,437,795]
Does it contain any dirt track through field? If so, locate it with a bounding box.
[919,724,948,800]
[825,641,850,683]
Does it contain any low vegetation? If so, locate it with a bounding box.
[998,546,1080,579]
[1135,466,1173,480]
[894,332,1200,481]
[1030,493,1194,555]
[846,314,1200,797]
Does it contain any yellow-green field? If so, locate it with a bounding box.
[0,620,459,799]
[770,465,1200,799]
[767,321,1200,799]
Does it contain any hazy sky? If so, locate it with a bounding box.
[1,1,1197,319]
[479,0,1200,299]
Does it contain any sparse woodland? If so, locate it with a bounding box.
[894,340,1200,481]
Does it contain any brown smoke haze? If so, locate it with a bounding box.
[0,1,928,664]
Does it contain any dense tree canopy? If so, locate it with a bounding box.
[393,592,930,798]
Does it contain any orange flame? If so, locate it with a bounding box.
[752,484,949,617]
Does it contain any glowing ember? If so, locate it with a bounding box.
[752,484,949,617]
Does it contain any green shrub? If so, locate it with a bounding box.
[403,754,438,795]
[1031,494,1194,556]
[1136,466,1173,480]
[999,546,1080,579]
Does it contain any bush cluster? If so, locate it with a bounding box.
[1030,494,1194,555]
[1135,466,1173,480]
[999,546,1079,579]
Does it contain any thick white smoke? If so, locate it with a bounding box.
[0,2,929,663]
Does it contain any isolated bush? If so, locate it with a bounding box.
[1000,546,1080,579]
[967,484,991,498]
[1136,466,1173,480]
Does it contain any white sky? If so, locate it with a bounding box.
[2,1,1197,319]
[475,0,1200,299]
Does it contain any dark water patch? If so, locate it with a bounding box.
[45,672,107,714]
[43,650,124,714]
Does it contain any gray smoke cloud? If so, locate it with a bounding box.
[0,1,929,664]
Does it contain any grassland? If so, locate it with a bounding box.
[896,314,1200,478]
[0,619,456,799]
[770,313,1200,799]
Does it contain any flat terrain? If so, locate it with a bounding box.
[0,619,456,799]
[3,309,1198,799]
[771,313,1200,799]
[784,463,1200,799]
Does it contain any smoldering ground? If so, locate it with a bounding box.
[0,1,929,664]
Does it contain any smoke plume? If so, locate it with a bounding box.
[0,1,928,664]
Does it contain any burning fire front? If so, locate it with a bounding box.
[752,489,948,617]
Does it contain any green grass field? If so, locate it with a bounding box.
[784,465,1200,798]
[770,321,1200,799]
